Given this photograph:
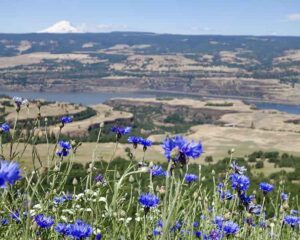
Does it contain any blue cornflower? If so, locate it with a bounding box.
[95,233,102,240]
[59,140,71,150]
[230,161,247,175]
[195,231,202,238]
[65,220,93,239]
[259,221,267,229]
[208,229,222,240]
[220,190,234,200]
[139,193,160,209]
[55,223,67,235]
[153,229,161,236]
[34,214,54,229]
[0,123,10,133]
[193,221,199,228]
[150,165,166,177]
[13,96,23,106]
[162,135,203,165]
[248,203,262,215]
[13,96,28,107]
[153,220,163,236]
[291,209,298,215]
[230,174,250,192]
[53,196,65,204]
[112,126,131,139]
[53,194,72,205]
[283,215,300,227]
[281,192,288,201]
[61,116,73,124]
[157,219,163,227]
[95,174,105,184]
[56,140,71,157]
[259,182,274,194]
[217,182,224,190]
[217,183,233,200]
[239,193,255,205]
[0,160,22,188]
[184,174,198,184]
[1,218,8,226]
[170,220,183,232]
[128,136,142,148]
[140,138,152,151]
[10,211,21,222]
[213,216,224,228]
[221,221,239,235]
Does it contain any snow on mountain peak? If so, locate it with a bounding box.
[39,21,81,33]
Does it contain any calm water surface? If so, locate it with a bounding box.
[254,102,300,115]
[0,91,155,105]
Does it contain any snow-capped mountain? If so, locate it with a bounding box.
[39,21,81,33]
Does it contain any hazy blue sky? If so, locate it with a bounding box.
[1,0,300,35]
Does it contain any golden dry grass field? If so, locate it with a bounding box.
[2,97,300,176]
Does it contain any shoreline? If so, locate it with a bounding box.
[1,88,300,106]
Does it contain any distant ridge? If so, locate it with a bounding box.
[39,20,81,33]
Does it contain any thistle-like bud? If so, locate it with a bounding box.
[224,212,231,220]
[72,178,78,185]
[159,186,166,194]
[71,140,77,148]
[228,148,235,154]
[193,192,199,199]
[129,175,135,183]
[31,222,38,231]
[283,202,289,211]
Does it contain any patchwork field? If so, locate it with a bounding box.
[1,33,300,104]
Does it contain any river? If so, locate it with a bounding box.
[1,90,300,115]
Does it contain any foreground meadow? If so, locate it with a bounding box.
[0,97,299,239]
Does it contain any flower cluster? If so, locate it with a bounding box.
[217,183,234,200]
[54,220,94,239]
[128,136,153,151]
[162,135,203,165]
[112,126,131,140]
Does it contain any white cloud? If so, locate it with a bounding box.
[287,13,300,21]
